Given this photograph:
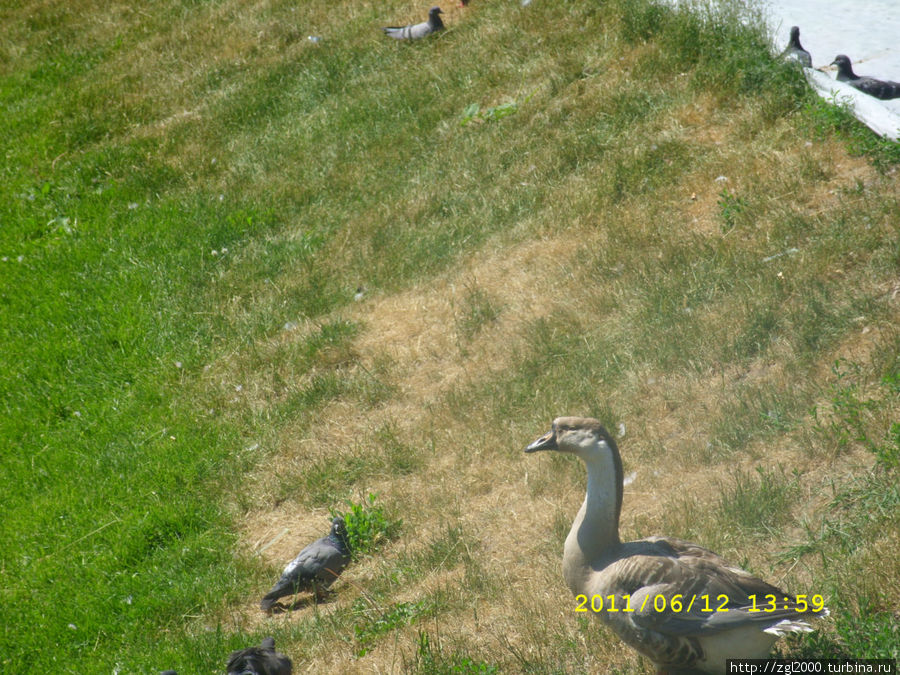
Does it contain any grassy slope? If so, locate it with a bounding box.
[1,0,898,672]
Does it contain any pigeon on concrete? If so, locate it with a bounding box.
[383,6,444,40]
[226,637,292,675]
[781,26,812,68]
[831,54,900,100]
[260,517,351,611]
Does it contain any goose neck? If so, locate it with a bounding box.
[581,455,622,550]
[563,457,621,594]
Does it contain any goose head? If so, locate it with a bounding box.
[526,417,625,550]
[525,416,617,462]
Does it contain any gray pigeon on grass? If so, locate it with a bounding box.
[226,637,292,675]
[831,54,900,100]
[781,26,812,67]
[383,6,444,40]
[260,517,351,611]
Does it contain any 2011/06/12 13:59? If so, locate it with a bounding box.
[574,593,827,614]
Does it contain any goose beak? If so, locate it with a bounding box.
[525,429,557,453]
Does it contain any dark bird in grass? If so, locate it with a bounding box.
[226,637,292,675]
[383,6,444,40]
[160,671,178,675]
[831,54,900,100]
[260,517,351,611]
[781,26,812,67]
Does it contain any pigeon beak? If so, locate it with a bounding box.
[525,428,557,453]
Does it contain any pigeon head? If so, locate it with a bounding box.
[789,26,800,43]
[226,637,291,675]
[329,516,350,550]
[425,6,445,31]
[831,54,855,78]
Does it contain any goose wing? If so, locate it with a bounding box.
[595,537,824,668]
[605,537,822,635]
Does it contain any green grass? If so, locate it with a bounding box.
[800,96,900,171]
[332,493,402,559]
[354,599,432,657]
[454,280,503,348]
[716,466,800,535]
[2,0,899,671]
[408,632,500,674]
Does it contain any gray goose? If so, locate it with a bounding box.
[831,54,900,100]
[525,417,828,674]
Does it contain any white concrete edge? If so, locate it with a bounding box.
[802,67,900,141]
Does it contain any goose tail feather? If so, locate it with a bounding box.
[762,618,815,636]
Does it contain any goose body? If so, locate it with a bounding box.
[780,26,812,68]
[526,417,828,674]
[383,6,444,40]
[831,54,900,100]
